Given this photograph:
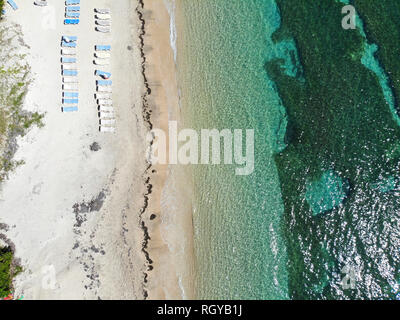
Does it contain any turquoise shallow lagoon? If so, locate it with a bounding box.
[176,0,293,299]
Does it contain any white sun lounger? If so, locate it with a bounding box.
[95,8,110,14]
[62,64,77,70]
[95,52,111,59]
[95,93,112,100]
[63,77,78,83]
[100,119,115,126]
[96,86,112,93]
[61,48,76,56]
[99,126,115,133]
[95,13,111,20]
[99,111,115,119]
[63,84,79,91]
[96,20,111,26]
[97,99,112,105]
[93,58,110,66]
[96,26,111,33]
[99,105,114,112]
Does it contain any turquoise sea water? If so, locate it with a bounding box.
[177,0,293,299]
[176,0,400,299]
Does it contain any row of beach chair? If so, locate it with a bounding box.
[61,36,78,112]
[64,0,80,25]
[94,8,111,33]
[95,44,115,133]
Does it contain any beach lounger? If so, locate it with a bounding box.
[63,98,79,104]
[95,13,111,20]
[95,52,110,59]
[62,70,78,76]
[95,70,111,79]
[95,26,111,33]
[96,86,112,93]
[99,104,113,110]
[66,12,80,18]
[63,92,79,98]
[63,106,78,112]
[34,0,47,6]
[95,8,110,14]
[63,84,79,91]
[95,45,111,51]
[62,35,77,43]
[62,41,77,48]
[99,126,115,133]
[96,80,112,86]
[94,59,110,66]
[61,57,77,63]
[96,20,111,26]
[61,48,76,55]
[98,105,114,112]
[64,19,80,25]
[7,0,18,10]
[66,6,80,12]
[66,0,80,5]
[95,93,112,100]
[97,99,112,106]
[99,119,116,126]
[99,112,115,119]
[62,77,78,83]
[62,64,77,70]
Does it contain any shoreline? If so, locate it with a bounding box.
[141,0,195,299]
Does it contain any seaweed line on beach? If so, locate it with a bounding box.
[136,0,155,300]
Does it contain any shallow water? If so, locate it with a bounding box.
[176,0,290,299]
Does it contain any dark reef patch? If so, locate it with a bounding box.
[267,0,400,299]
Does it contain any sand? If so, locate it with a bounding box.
[140,0,195,299]
[0,0,148,299]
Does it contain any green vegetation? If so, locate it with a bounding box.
[267,0,400,299]
[0,246,22,298]
[0,25,44,182]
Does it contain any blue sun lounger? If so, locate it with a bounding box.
[95,70,111,79]
[63,99,79,104]
[96,80,112,86]
[95,45,111,51]
[61,57,77,63]
[63,92,79,98]
[7,0,18,10]
[62,41,77,48]
[64,19,79,25]
[63,70,78,76]
[66,0,80,5]
[66,6,80,12]
[66,12,80,18]
[62,106,78,112]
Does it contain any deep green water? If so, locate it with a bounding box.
[177,0,400,299]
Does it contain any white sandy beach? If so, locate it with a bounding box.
[0,0,150,299]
